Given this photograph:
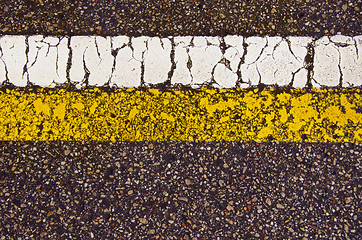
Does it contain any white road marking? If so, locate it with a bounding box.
[0,36,27,87]
[188,37,222,86]
[27,36,69,87]
[0,35,361,88]
[69,36,113,87]
[144,37,172,85]
[214,36,243,88]
[173,37,193,85]
[313,36,342,87]
[110,36,141,88]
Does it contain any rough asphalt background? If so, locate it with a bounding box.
[0,0,361,239]
[0,0,361,37]
[1,141,360,239]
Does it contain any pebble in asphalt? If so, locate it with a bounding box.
[0,141,360,239]
[0,0,361,37]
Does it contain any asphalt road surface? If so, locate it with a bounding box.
[0,0,361,239]
[0,0,361,37]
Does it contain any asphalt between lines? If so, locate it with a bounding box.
[1,88,361,142]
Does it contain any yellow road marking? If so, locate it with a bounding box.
[0,88,361,142]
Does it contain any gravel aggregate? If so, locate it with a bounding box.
[0,0,361,37]
[1,141,360,239]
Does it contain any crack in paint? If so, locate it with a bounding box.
[94,37,102,60]
[54,37,67,80]
[304,41,315,88]
[271,38,284,60]
[284,37,300,62]
[290,67,303,87]
[335,46,343,88]
[140,38,148,87]
[23,36,30,85]
[66,36,72,86]
[354,38,359,60]
[167,37,176,85]
[0,42,10,84]
[237,37,248,86]
[186,47,194,84]
[82,46,90,86]
[249,37,268,65]
[108,37,127,87]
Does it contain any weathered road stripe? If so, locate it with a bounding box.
[0,35,361,88]
[1,88,361,142]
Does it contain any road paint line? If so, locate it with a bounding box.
[0,35,361,88]
[0,88,361,142]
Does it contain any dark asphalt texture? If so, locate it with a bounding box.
[0,1,361,239]
[0,141,361,239]
[0,0,361,37]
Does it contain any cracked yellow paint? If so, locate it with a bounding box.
[0,88,361,142]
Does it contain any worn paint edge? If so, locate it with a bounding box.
[0,88,361,142]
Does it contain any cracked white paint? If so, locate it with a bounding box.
[27,36,69,87]
[144,37,172,85]
[173,36,193,85]
[0,35,361,88]
[213,36,244,88]
[0,36,27,86]
[289,37,313,88]
[0,42,6,85]
[240,37,267,86]
[292,69,308,88]
[313,36,341,87]
[189,37,222,86]
[109,36,142,88]
[241,37,311,87]
[330,35,362,87]
[70,36,113,87]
